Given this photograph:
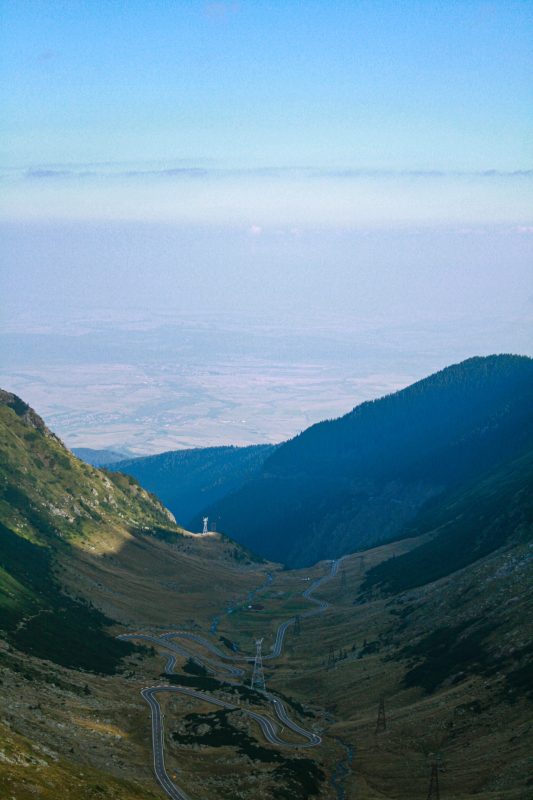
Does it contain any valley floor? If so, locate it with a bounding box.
[1,532,532,800]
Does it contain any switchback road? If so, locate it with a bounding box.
[122,558,342,799]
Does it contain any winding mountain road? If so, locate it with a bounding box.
[118,631,244,678]
[122,558,342,799]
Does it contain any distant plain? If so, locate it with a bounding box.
[1,309,528,455]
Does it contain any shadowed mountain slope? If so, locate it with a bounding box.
[195,355,533,566]
[107,443,274,527]
[360,447,533,597]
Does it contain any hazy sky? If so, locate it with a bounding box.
[1,0,532,225]
[0,1,532,449]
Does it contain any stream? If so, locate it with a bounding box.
[330,738,354,800]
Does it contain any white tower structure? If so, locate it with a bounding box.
[202,516,208,535]
[251,638,266,691]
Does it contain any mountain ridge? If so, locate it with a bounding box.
[194,354,533,565]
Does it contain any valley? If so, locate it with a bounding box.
[1,356,532,799]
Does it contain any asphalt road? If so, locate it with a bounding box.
[117,632,243,678]
[124,558,342,799]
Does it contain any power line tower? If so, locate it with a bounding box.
[210,520,217,532]
[375,695,386,733]
[426,760,440,800]
[202,516,209,534]
[294,615,301,636]
[326,645,336,670]
[341,568,347,590]
[251,638,266,691]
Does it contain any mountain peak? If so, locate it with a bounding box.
[0,388,57,439]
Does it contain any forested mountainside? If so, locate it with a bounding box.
[107,444,274,527]
[360,446,533,596]
[194,355,533,566]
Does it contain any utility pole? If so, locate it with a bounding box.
[294,615,301,636]
[326,645,336,670]
[341,568,347,590]
[375,695,386,733]
[251,638,266,691]
[202,516,208,535]
[426,759,440,800]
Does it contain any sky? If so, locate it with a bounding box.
[0,1,532,448]
[1,0,532,225]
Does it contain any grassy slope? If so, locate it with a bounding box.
[0,395,269,659]
[0,397,182,672]
[0,391,274,799]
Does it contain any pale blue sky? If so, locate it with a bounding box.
[1,0,532,226]
[1,0,532,168]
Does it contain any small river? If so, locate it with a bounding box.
[330,738,354,799]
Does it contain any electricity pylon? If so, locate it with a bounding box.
[426,762,440,799]
[341,568,347,590]
[375,695,386,733]
[202,516,208,534]
[251,638,266,691]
